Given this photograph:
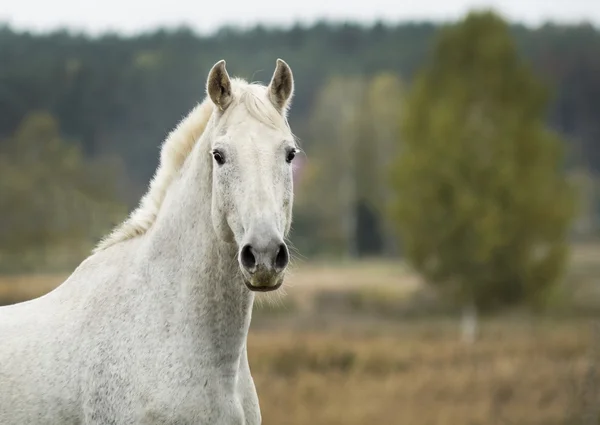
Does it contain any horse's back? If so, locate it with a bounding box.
[0,245,140,425]
[0,283,83,424]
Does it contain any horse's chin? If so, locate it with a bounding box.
[243,277,283,292]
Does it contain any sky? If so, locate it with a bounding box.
[1,0,599,36]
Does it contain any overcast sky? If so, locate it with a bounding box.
[1,0,598,35]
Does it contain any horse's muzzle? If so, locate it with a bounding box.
[238,232,289,292]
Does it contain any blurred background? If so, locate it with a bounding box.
[1,0,600,423]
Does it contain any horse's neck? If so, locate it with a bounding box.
[136,136,254,365]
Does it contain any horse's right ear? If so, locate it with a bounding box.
[207,60,233,111]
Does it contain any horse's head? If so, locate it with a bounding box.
[205,59,296,292]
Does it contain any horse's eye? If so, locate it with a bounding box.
[212,150,225,165]
[286,149,296,164]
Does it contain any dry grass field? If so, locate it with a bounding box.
[0,244,599,424]
[249,321,594,425]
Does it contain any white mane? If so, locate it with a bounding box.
[94,78,291,253]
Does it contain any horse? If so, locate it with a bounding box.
[0,58,298,425]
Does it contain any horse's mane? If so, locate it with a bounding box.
[93,78,290,253]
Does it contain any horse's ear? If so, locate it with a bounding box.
[267,59,294,113]
[207,59,233,111]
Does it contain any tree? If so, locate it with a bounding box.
[0,111,126,272]
[387,10,578,340]
[357,72,405,256]
[296,72,406,258]
[299,75,367,258]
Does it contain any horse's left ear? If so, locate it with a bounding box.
[267,59,294,114]
[207,59,233,111]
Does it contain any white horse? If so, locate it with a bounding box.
[0,58,297,424]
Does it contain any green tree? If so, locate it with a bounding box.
[0,111,125,272]
[388,11,578,335]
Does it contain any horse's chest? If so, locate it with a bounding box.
[136,377,259,425]
[81,315,260,424]
[139,393,244,425]
[82,361,260,425]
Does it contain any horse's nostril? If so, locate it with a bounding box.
[240,244,257,271]
[274,243,289,271]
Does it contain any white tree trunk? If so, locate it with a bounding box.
[581,321,600,425]
[460,301,478,344]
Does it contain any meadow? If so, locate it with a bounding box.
[1,245,599,424]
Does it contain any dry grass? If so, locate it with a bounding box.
[249,320,595,425]
[0,273,66,306]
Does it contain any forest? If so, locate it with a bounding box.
[1,18,600,268]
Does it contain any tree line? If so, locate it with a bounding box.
[0,10,596,311]
[1,19,599,182]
